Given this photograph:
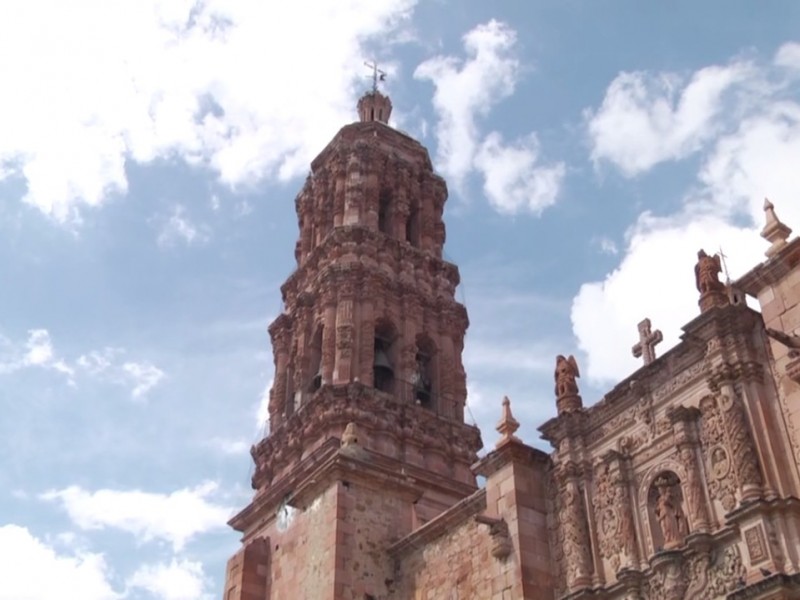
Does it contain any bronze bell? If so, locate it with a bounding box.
[373,348,393,374]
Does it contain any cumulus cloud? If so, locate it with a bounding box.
[415,20,564,214]
[122,361,167,399]
[41,481,232,552]
[586,62,751,175]
[155,205,211,247]
[0,329,74,379]
[0,0,416,223]
[0,525,118,600]
[127,559,211,600]
[574,43,800,384]
[474,132,565,214]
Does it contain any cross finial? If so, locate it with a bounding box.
[632,318,663,366]
[496,396,520,447]
[364,61,387,93]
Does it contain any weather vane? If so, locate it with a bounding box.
[719,246,731,284]
[364,61,387,93]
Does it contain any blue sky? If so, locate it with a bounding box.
[2,1,800,598]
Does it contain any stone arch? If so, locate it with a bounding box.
[307,323,323,392]
[378,190,392,236]
[637,461,689,555]
[406,199,420,247]
[373,318,398,394]
[413,333,438,409]
[644,468,690,554]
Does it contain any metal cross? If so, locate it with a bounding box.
[632,318,663,366]
[364,61,387,93]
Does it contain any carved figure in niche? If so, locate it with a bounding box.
[555,355,580,398]
[694,250,723,293]
[653,475,688,549]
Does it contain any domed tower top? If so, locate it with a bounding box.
[357,61,392,124]
[357,90,392,124]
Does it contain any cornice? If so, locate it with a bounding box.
[736,237,800,295]
[387,487,487,558]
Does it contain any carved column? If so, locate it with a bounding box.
[334,292,355,384]
[709,366,763,503]
[557,463,593,592]
[595,452,639,576]
[669,406,710,534]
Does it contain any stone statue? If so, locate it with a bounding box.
[694,250,723,293]
[655,480,688,548]
[555,355,580,398]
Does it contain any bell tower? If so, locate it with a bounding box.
[223,90,482,600]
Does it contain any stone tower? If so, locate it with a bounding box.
[223,90,482,600]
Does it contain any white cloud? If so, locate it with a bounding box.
[574,50,800,384]
[127,559,211,600]
[775,42,800,70]
[0,0,416,223]
[474,132,565,214]
[415,20,563,215]
[572,215,764,383]
[156,205,211,247]
[0,525,119,600]
[0,328,74,380]
[415,20,519,187]
[122,361,166,399]
[586,62,751,176]
[41,481,232,552]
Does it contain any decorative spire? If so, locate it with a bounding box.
[762,198,793,258]
[357,61,392,124]
[495,396,520,447]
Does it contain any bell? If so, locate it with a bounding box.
[311,365,322,391]
[373,348,393,373]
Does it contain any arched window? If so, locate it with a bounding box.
[413,335,437,409]
[308,325,323,392]
[373,320,396,393]
[378,192,392,235]
[406,206,419,247]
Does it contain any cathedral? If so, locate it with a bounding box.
[222,89,800,599]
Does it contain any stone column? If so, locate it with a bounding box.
[334,291,355,384]
[557,463,593,592]
[710,367,763,503]
[669,406,710,534]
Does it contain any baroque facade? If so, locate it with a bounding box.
[223,91,800,599]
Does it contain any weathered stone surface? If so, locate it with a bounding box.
[223,93,800,600]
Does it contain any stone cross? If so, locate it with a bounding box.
[632,318,663,366]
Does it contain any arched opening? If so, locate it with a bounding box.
[648,471,688,553]
[378,191,392,235]
[308,325,323,392]
[406,206,419,247]
[373,320,396,394]
[413,335,436,409]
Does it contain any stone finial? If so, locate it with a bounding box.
[555,355,582,414]
[632,318,663,366]
[495,396,520,447]
[762,198,793,258]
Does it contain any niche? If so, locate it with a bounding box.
[308,325,323,392]
[378,191,392,235]
[373,320,396,393]
[648,471,688,552]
